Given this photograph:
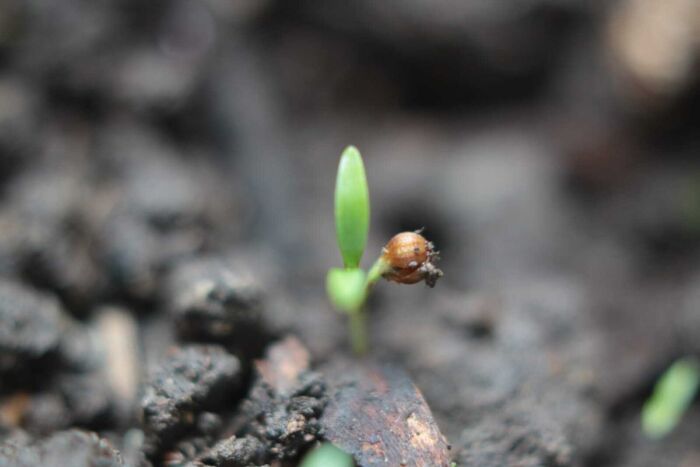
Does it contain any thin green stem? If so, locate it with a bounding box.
[365,256,390,291]
[348,309,368,355]
[343,256,389,355]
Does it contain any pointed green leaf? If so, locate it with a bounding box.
[642,357,700,438]
[326,268,366,313]
[335,146,369,268]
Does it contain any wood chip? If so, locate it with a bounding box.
[321,362,451,467]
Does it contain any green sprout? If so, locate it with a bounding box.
[334,146,370,269]
[300,443,354,467]
[642,356,700,439]
[326,146,443,354]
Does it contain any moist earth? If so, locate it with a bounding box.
[1,1,700,466]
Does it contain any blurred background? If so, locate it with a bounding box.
[1,1,700,466]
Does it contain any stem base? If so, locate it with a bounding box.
[348,310,368,355]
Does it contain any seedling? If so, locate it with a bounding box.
[642,356,700,439]
[326,146,443,354]
[300,443,354,467]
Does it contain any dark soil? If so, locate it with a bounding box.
[1,1,700,466]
